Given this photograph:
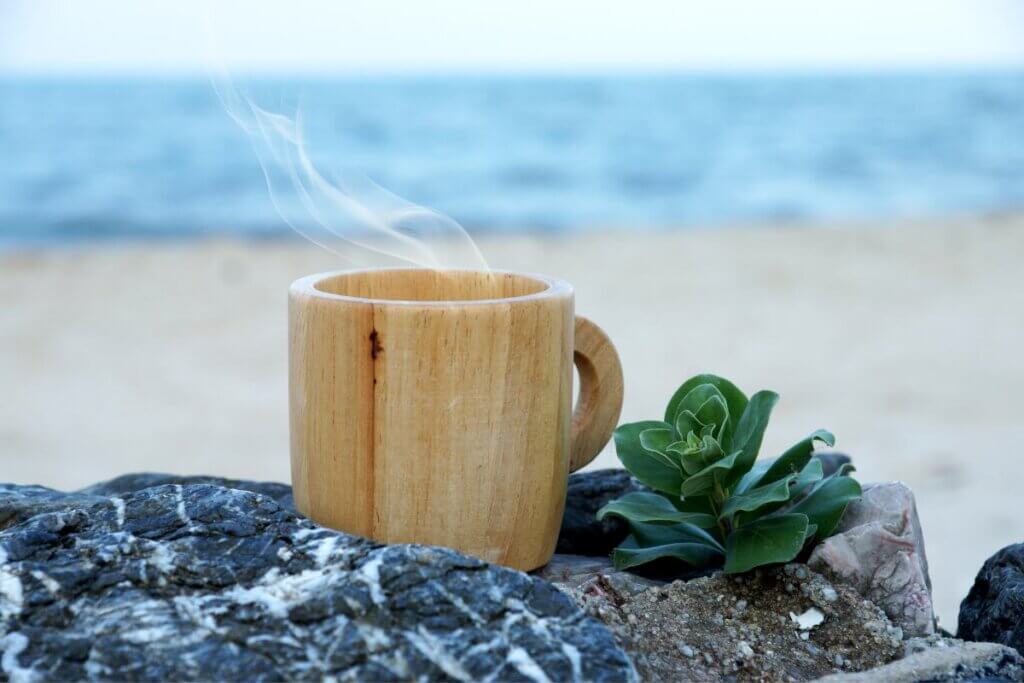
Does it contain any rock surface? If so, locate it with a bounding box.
[0,479,635,682]
[535,554,661,598]
[554,470,640,557]
[545,556,903,681]
[958,542,1024,655]
[808,482,934,636]
[814,636,1024,682]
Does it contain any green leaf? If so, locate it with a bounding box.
[677,384,724,418]
[682,394,730,444]
[679,450,742,497]
[719,474,796,520]
[786,472,862,540]
[723,390,779,488]
[803,523,819,542]
[757,429,835,489]
[833,463,856,477]
[667,434,725,475]
[613,538,723,570]
[792,458,824,492]
[664,375,748,440]
[613,421,684,495]
[678,495,716,516]
[724,513,809,573]
[639,428,676,454]
[734,458,825,527]
[597,492,717,528]
[733,458,774,495]
[628,520,725,552]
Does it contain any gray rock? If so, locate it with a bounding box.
[958,542,1024,654]
[808,482,935,636]
[563,562,902,681]
[813,637,1024,682]
[0,480,635,682]
[555,469,641,557]
[58,469,639,560]
[536,554,663,599]
[80,472,296,509]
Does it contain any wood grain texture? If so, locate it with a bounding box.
[570,316,626,472]
[289,268,622,570]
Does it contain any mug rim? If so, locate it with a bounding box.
[291,267,574,306]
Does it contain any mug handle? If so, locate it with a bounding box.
[570,316,625,472]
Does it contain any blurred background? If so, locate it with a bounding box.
[2,0,1022,628]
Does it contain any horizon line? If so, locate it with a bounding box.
[3,61,1024,80]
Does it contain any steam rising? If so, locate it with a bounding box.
[207,48,488,270]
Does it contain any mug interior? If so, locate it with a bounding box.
[313,269,552,303]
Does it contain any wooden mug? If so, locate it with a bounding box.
[289,268,623,570]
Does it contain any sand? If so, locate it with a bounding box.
[2,213,1022,629]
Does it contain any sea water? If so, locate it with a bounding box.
[1,71,1022,246]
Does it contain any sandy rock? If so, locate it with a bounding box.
[558,559,903,681]
[808,482,934,635]
[814,636,1024,682]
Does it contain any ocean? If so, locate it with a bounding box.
[2,71,1023,245]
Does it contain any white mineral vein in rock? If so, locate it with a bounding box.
[356,554,387,605]
[29,570,60,596]
[174,485,189,524]
[121,625,182,644]
[110,497,126,528]
[790,607,825,630]
[406,627,473,680]
[356,622,393,652]
[1,632,35,683]
[224,568,335,619]
[560,643,583,680]
[438,586,486,625]
[148,541,177,576]
[506,646,552,683]
[0,566,24,620]
[171,595,220,632]
[312,535,337,567]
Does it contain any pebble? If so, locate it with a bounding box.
[800,632,810,641]
[785,583,795,593]
[735,599,748,612]
[738,641,754,658]
[820,586,838,603]
[703,653,714,665]
[676,643,695,658]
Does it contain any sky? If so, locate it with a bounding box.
[1,0,1023,74]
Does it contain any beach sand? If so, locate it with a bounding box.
[2,213,1022,629]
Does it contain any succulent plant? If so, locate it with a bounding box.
[598,374,861,574]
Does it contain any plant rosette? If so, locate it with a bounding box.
[598,374,861,574]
